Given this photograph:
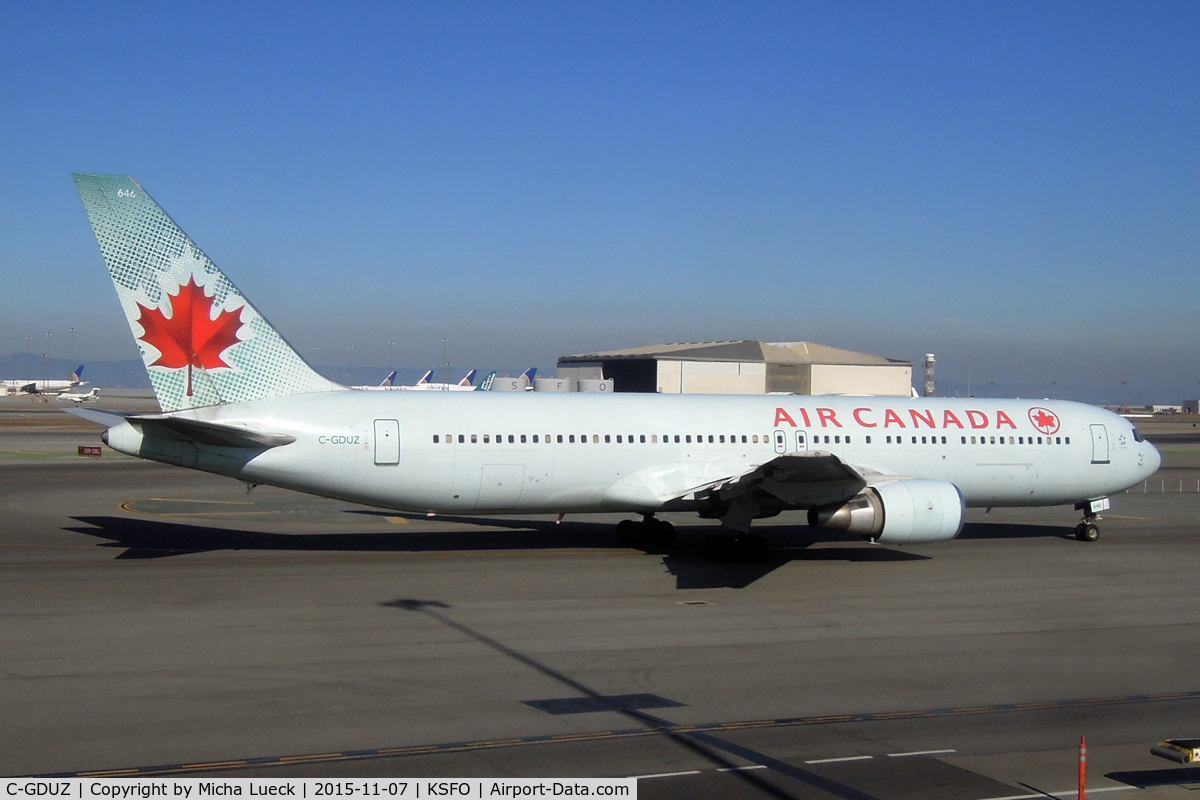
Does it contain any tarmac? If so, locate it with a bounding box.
[3,405,1200,798]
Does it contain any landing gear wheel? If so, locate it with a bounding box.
[615,519,642,544]
[1075,522,1099,542]
[644,518,675,545]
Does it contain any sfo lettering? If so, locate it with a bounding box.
[773,407,1020,430]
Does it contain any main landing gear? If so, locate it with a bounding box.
[615,515,675,549]
[1073,497,1110,542]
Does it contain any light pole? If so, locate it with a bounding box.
[966,353,972,398]
[442,337,448,386]
[69,327,75,363]
[388,341,394,372]
[348,344,355,384]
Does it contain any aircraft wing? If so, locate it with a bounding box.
[691,451,868,509]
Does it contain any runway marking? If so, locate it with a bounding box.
[979,786,1134,800]
[628,770,701,780]
[886,749,956,757]
[716,765,767,772]
[385,516,409,525]
[805,755,873,764]
[24,689,1200,779]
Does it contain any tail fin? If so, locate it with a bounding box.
[380,370,397,387]
[475,371,496,391]
[71,365,85,383]
[458,369,476,387]
[416,369,434,385]
[521,367,537,388]
[72,174,338,411]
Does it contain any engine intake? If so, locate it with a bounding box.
[808,479,965,544]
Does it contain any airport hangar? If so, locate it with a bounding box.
[555,339,914,396]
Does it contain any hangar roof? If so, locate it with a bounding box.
[558,340,909,366]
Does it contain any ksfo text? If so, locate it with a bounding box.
[4,781,634,799]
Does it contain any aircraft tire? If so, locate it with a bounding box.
[615,519,642,544]
[647,519,675,545]
[1075,522,1099,542]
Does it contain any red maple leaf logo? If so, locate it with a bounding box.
[136,277,245,396]
[1028,407,1061,435]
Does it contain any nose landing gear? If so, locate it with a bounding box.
[1073,497,1110,542]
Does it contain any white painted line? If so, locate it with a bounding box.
[978,785,1135,800]
[629,770,702,780]
[716,765,768,772]
[804,755,874,764]
[886,748,957,757]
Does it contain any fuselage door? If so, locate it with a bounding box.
[374,419,400,465]
[1089,424,1110,464]
[795,431,808,452]
[773,429,787,454]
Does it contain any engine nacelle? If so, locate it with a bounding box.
[808,479,965,544]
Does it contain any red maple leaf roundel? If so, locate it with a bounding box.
[1028,407,1061,435]
[136,277,245,396]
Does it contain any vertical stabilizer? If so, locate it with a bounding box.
[72,174,339,411]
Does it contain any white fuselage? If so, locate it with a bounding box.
[104,392,1160,516]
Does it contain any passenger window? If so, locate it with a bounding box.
[640,435,645,443]
[521,435,527,443]
[886,436,892,444]
[616,435,621,443]
[941,436,946,444]
[752,435,758,443]
[471,434,477,443]
[970,436,976,444]
[545,435,551,444]
[483,435,490,443]
[741,435,747,443]
[990,436,995,444]
[651,435,657,443]
[921,436,926,444]
[1038,437,1042,444]
[507,435,514,443]
[834,435,841,444]
[433,435,439,443]
[675,435,680,443]
[605,435,611,443]
[1065,437,1070,444]
[798,434,806,444]
[708,435,714,443]
[686,435,692,443]
[911,437,917,444]
[446,434,452,444]
[1056,437,1061,444]
[593,435,599,444]
[569,435,575,443]
[865,436,871,444]
[458,435,465,444]
[846,436,851,443]
[961,437,966,444]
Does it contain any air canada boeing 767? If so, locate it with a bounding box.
[69,174,1159,553]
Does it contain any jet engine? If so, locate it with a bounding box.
[808,479,965,544]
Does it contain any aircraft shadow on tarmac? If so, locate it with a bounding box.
[64,515,1071,589]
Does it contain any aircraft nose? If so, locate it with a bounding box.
[1145,442,1162,476]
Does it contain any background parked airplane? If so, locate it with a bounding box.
[2,365,86,395]
[59,387,100,403]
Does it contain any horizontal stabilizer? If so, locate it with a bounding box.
[65,407,134,428]
[135,416,296,449]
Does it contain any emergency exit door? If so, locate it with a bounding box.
[1089,424,1109,464]
[374,419,400,465]
[773,429,787,454]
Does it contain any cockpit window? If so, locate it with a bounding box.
[1131,427,1144,443]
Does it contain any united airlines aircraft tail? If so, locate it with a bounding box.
[458,369,477,387]
[72,174,340,412]
[71,365,85,384]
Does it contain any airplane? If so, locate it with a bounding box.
[3,365,86,395]
[68,174,1160,557]
[355,369,486,391]
[59,387,100,403]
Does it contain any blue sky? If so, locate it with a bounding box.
[1,2,1197,401]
